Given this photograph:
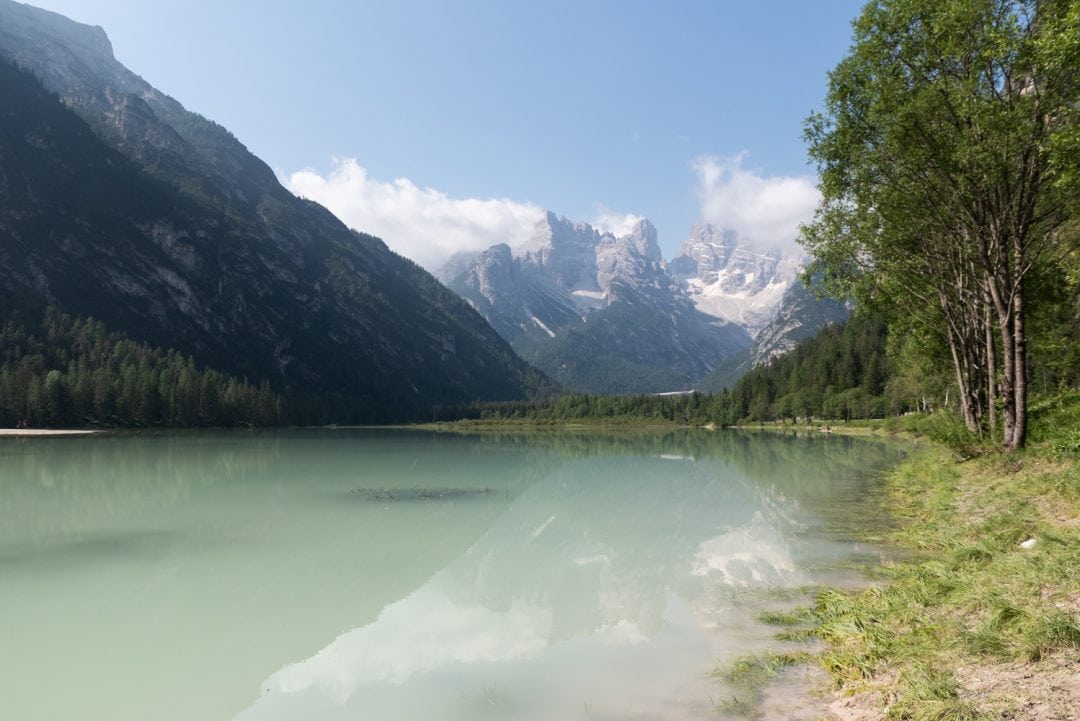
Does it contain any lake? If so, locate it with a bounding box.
[0,429,902,721]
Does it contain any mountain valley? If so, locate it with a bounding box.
[439,213,844,393]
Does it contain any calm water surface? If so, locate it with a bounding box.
[0,429,902,721]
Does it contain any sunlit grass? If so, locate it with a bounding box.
[727,392,1080,718]
[712,651,814,715]
[886,664,992,721]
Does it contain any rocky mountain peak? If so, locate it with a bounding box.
[615,218,662,262]
[515,212,602,293]
[669,220,804,336]
[459,243,515,307]
[0,2,114,60]
[594,220,668,301]
[0,1,140,102]
[0,0,278,212]
[437,208,753,392]
[670,221,738,275]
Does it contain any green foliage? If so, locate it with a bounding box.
[1049,430,1080,459]
[464,313,901,425]
[912,413,986,460]
[1027,248,1080,395]
[801,0,1080,447]
[0,308,286,427]
[1027,393,1080,461]
[713,651,813,715]
[787,397,1080,717]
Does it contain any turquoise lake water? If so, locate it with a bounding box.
[0,429,901,721]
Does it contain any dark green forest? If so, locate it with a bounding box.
[0,309,286,427]
[468,315,891,426]
[466,299,1079,427]
[5,288,1074,430]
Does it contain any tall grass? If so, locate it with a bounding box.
[712,651,813,715]
[773,392,1080,717]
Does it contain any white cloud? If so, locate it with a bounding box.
[284,158,545,271]
[693,153,820,252]
[591,205,645,237]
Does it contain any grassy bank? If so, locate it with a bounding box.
[730,394,1080,720]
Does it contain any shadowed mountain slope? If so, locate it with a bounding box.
[0,5,547,421]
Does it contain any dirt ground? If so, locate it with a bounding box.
[955,652,1080,721]
[794,647,1080,721]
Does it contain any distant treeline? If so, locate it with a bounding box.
[730,314,892,422]
[466,314,893,425]
[6,304,1072,430]
[0,309,287,427]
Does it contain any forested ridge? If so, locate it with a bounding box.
[0,309,287,427]
[0,41,542,426]
[469,315,892,426]
[464,297,1078,427]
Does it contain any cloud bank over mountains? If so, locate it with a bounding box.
[693,153,820,254]
[285,159,545,270]
[591,205,647,238]
[285,154,820,270]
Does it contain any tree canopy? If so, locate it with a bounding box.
[801,0,1080,448]
[0,309,287,428]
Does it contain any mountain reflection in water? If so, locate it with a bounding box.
[232,430,901,721]
[0,429,901,721]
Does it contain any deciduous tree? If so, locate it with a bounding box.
[802,0,1080,448]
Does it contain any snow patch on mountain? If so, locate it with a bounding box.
[669,221,805,336]
[531,316,556,338]
[438,211,753,392]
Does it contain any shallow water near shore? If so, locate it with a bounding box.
[0,429,902,721]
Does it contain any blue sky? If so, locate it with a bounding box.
[30,0,865,268]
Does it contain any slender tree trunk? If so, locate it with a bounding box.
[947,336,977,430]
[984,285,998,438]
[999,316,1017,446]
[940,291,980,432]
[967,326,985,435]
[987,274,1017,446]
[1011,274,1027,449]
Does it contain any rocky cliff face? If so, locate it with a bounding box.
[441,211,847,393]
[0,1,271,209]
[0,2,546,421]
[667,222,851,392]
[441,213,751,393]
[668,221,804,336]
[696,279,849,392]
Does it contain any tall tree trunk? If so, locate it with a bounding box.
[947,338,977,431]
[984,284,998,438]
[940,291,980,432]
[1010,273,1028,449]
[987,272,1017,446]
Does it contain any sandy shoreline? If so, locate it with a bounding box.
[0,429,100,437]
